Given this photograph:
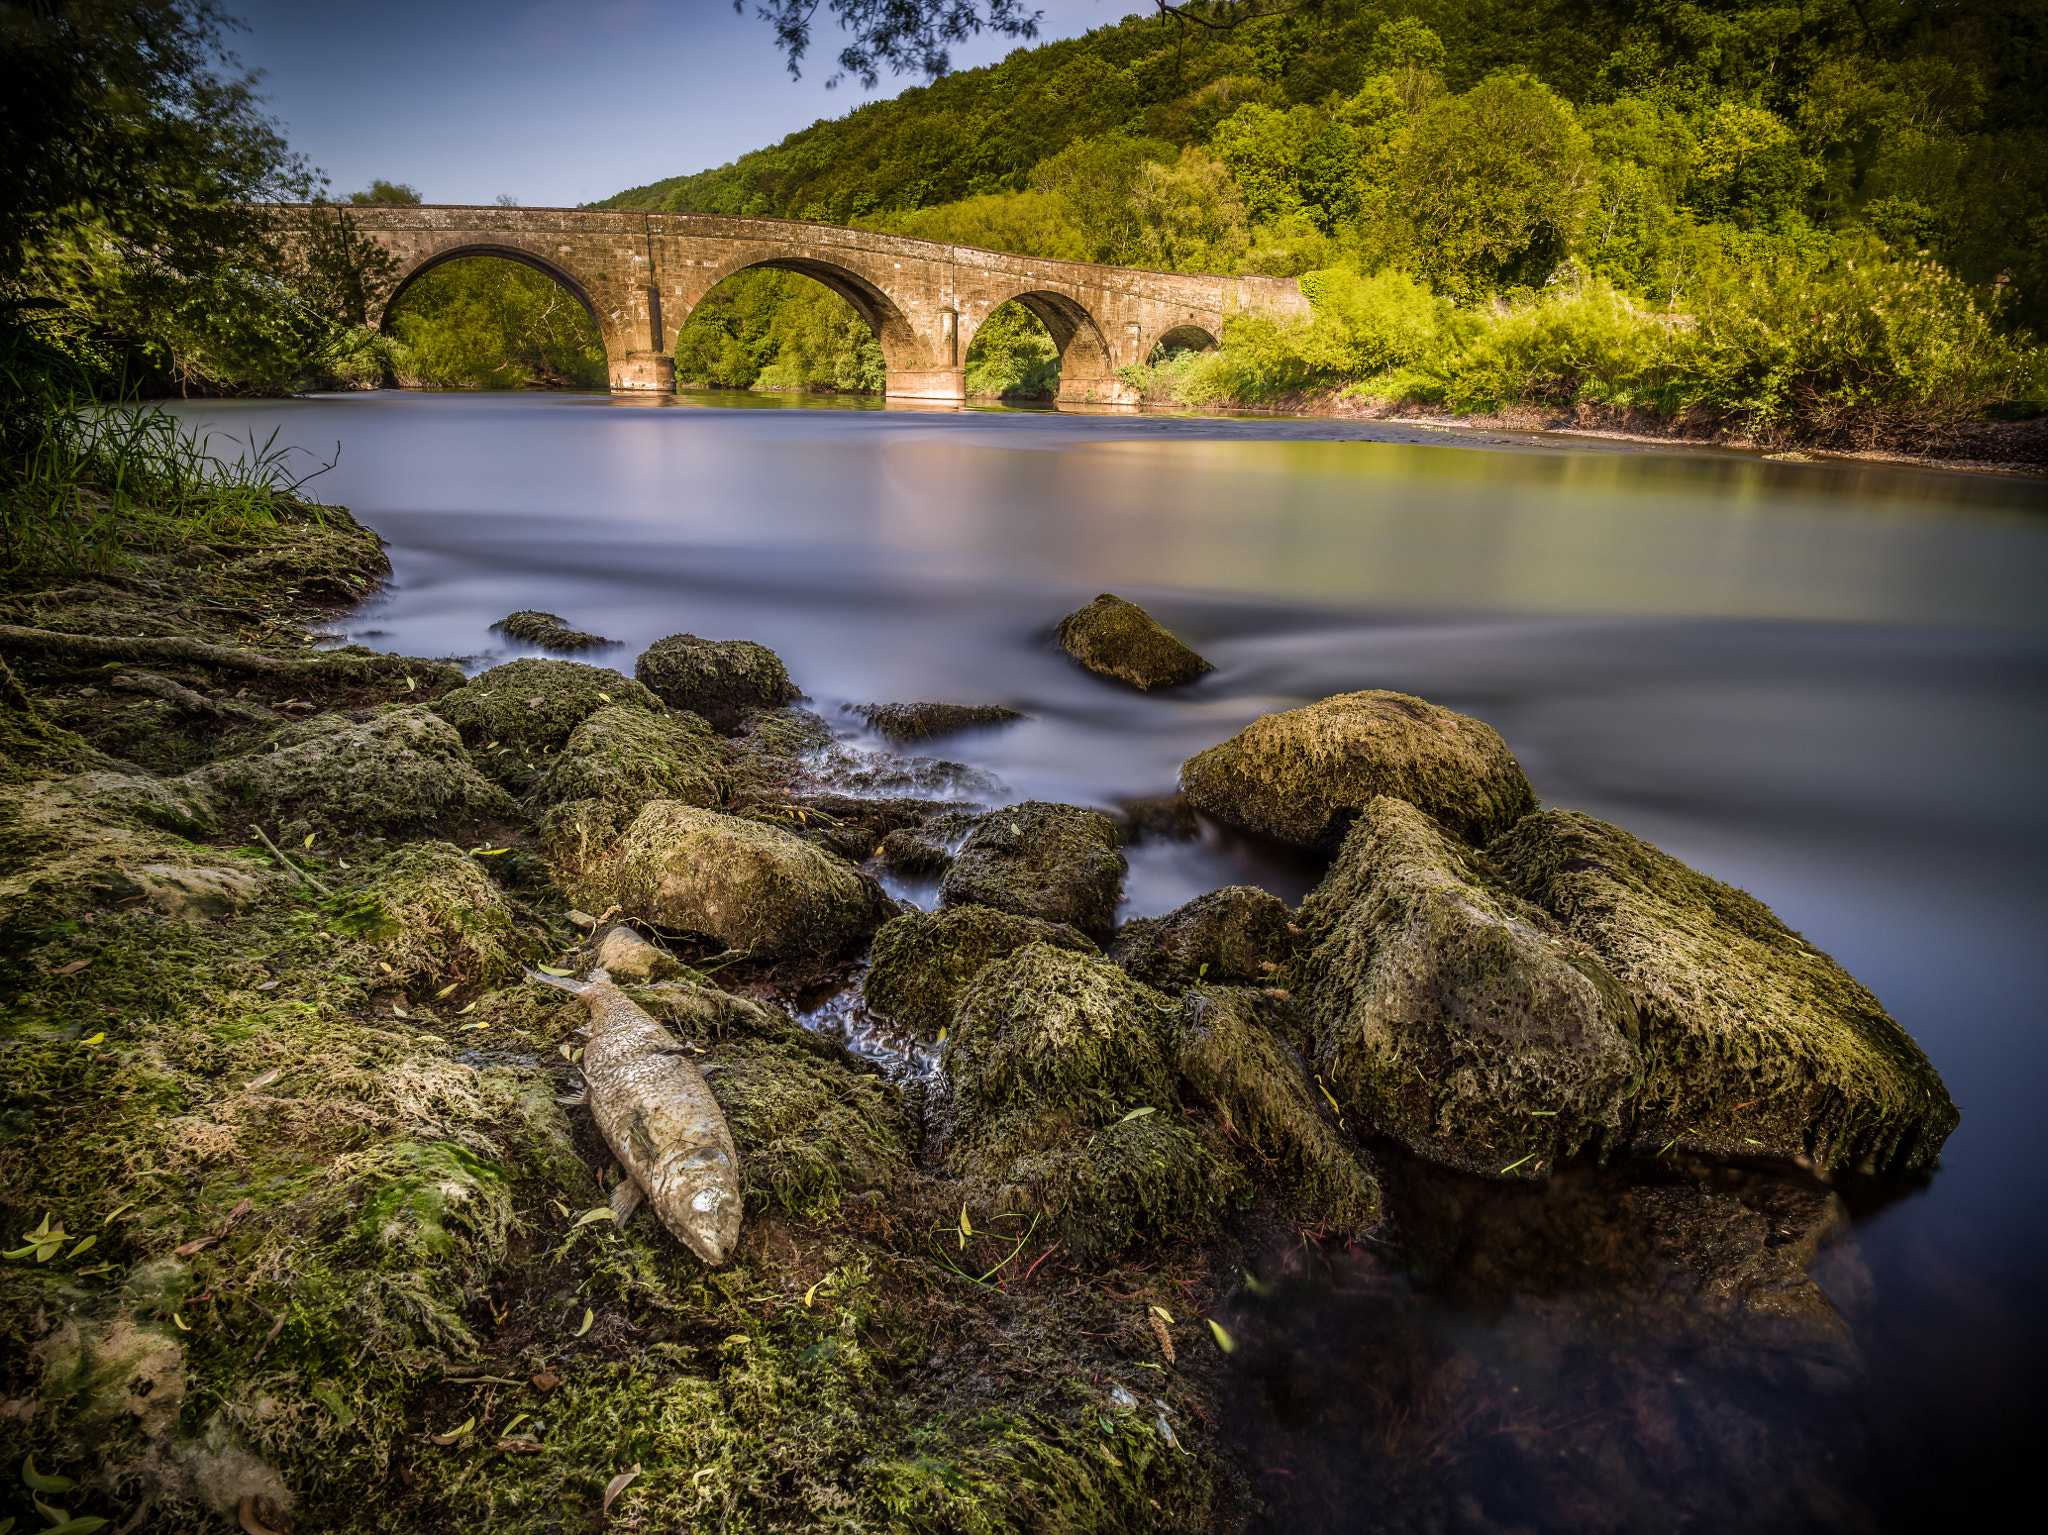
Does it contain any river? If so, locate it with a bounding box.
[173,389,2047,1530]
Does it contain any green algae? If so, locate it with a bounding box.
[0,654,99,784]
[330,840,548,994]
[533,704,731,864]
[940,801,1127,941]
[192,705,517,832]
[866,904,1099,1036]
[491,610,613,651]
[0,768,239,929]
[634,633,798,734]
[557,801,893,959]
[1180,689,1538,851]
[431,657,662,792]
[855,701,1022,743]
[1110,884,1298,991]
[1054,594,1213,691]
[1300,797,1645,1180]
[1490,808,1960,1173]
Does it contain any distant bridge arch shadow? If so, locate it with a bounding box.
[323,205,1309,402]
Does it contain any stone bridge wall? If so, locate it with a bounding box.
[326,204,1309,403]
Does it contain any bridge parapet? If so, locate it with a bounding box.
[319,205,1311,402]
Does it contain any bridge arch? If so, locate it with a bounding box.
[381,244,604,338]
[676,249,929,376]
[961,288,1121,404]
[1145,322,1220,359]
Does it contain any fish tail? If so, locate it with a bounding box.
[524,967,591,995]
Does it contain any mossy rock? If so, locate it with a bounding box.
[328,840,546,992]
[942,943,1245,1260]
[431,657,661,790]
[491,610,613,651]
[865,903,1098,1035]
[1054,594,1213,691]
[1180,689,1536,852]
[192,706,516,831]
[0,770,239,927]
[558,801,893,958]
[0,654,99,784]
[876,808,983,876]
[635,633,798,733]
[1300,798,1645,1180]
[532,704,731,860]
[1110,885,1297,990]
[1175,985,1380,1228]
[1491,808,1960,1174]
[940,801,1126,941]
[854,701,1021,743]
[626,982,915,1218]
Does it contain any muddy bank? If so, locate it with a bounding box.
[0,537,1960,1535]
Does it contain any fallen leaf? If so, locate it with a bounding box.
[101,1202,135,1226]
[458,1002,477,1015]
[497,1437,545,1453]
[303,832,316,848]
[603,1464,641,1518]
[435,983,457,998]
[1149,1304,1175,1325]
[391,1005,409,1018]
[572,1208,614,1228]
[82,1031,105,1045]
[246,1069,283,1089]
[254,980,278,991]
[171,1235,220,1258]
[66,1235,96,1260]
[428,1414,476,1445]
[573,1307,594,1337]
[1207,1319,1234,1353]
[22,1453,74,1493]
[51,960,89,975]
[538,964,575,977]
[171,1311,191,1330]
[1118,1106,1156,1122]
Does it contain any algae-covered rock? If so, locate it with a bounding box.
[128,863,266,922]
[628,982,915,1218]
[876,807,982,876]
[0,770,236,925]
[192,706,516,830]
[943,943,1245,1260]
[1300,798,1645,1179]
[940,800,1126,941]
[432,657,661,789]
[558,801,893,958]
[1180,690,1536,851]
[533,705,731,862]
[1176,986,1379,1227]
[1111,885,1297,990]
[332,840,545,991]
[865,903,1098,1035]
[1,654,99,782]
[1491,808,1960,1173]
[635,633,798,733]
[855,701,1021,743]
[492,610,613,651]
[1055,594,1213,690]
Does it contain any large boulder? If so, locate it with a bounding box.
[1491,809,1960,1174]
[193,707,516,832]
[634,634,798,733]
[1180,690,1535,851]
[1055,594,1213,690]
[865,903,1098,1035]
[556,801,893,959]
[940,801,1126,941]
[331,840,544,993]
[1110,885,1297,990]
[1300,798,1646,1179]
[431,657,661,789]
[534,705,731,863]
[942,943,1245,1261]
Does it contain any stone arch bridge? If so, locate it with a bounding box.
[328,204,1309,402]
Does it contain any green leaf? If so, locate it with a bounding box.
[1207,1319,1234,1353]
[573,1307,594,1337]
[1117,1106,1156,1123]
[538,964,575,977]
[42,1519,111,1535]
[22,1454,74,1493]
[572,1208,613,1228]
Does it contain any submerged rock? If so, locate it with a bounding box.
[854,701,1022,743]
[940,801,1126,941]
[1301,798,1646,1179]
[876,808,983,876]
[1110,792,1200,845]
[491,610,614,651]
[431,657,661,789]
[558,801,893,958]
[1491,809,1960,1174]
[1180,689,1536,851]
[942,943,1245,1260]
[1175,986,1379,1227]
[1055,593,1213,690]
[635,634,798,733]
[865,903,1098,1035]
[534,705,730,861]
[1111,885,1298,990]
[193,707,516,831]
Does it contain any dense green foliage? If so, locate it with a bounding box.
[604,0,2045,441]
[673,268,887,392]
[387,258,606,391]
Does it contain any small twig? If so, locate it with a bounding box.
[1019,1242,1061,1286]
[252,823,332,896]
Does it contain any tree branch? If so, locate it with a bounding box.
[0,624,462,689]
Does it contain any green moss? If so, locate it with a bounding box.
[634,633,798,733]
[330,840,547,994]
[855,701,1022,742]
[940,801,1127,941]
[866,903,1099,1036]
[193,706,518,832]
[876,807,983,876]
[1180,689,1538,851]
[431,657,662,791]
[1054,594,1213,691]
[1175,985,1380,1227]
[1110,885,1297,990]
[532,704,730,861]
[557,801,893,958]
[491,610,613,651]
[1300,797,1645,1180]
[0,769,236,928]
[0,655,99,783]
[1490,808,1961,1173]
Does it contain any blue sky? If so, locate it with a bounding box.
[227,0,1136,207]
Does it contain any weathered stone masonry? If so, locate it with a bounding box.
[326,204,1311,402]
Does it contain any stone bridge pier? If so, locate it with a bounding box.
[334,206,1309,403]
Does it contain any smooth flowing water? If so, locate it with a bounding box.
[174,391,2047,1529]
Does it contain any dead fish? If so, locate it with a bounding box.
[527,965,742,1265]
